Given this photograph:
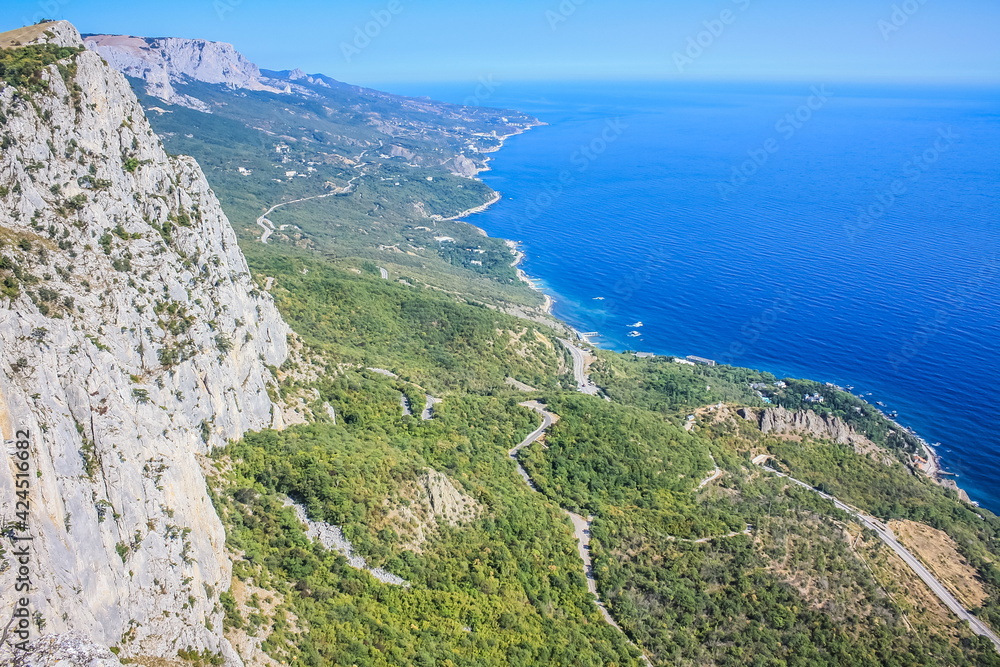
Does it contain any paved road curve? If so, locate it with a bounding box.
[508,401,554,490]
[421,395,442,421]
[755,458,1000,653]
[697,454,723,490]
[558,338,600,395]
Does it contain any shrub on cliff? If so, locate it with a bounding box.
[0,44,83,92]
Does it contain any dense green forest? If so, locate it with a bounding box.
[208,254,1000,665]
[215,394,642,666]
[247,247,564,395]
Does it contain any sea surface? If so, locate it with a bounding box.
[387,80,1000,513]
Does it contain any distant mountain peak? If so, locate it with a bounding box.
[84,33,286,111]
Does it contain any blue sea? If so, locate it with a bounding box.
[387,81,1000,513]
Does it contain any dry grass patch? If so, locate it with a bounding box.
[0,22,57,49]
[890,519,988,608]
[851,525,973,645]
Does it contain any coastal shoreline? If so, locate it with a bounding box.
[505,240,554,315]
[440,118,557,317]
[433,122,542,223]
[444,113,979,510]
[883,418,977,505]
[434,191,502,223]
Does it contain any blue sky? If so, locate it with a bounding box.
[3,0,998,86]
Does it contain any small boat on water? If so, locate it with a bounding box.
[627,331,641,338]
[593,297,605,300]
[628,322,644,328]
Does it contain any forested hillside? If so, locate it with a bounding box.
[209,249,1000,666]
[89,33,1000,666]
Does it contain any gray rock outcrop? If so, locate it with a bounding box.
[6,634,123,667]
[422,468,480,525]
[84,34,284,111]
[283,498,408,587]
[385,468,482,551]
[755,407,882,457]
[0,21,288,665]
[444,154,480,178]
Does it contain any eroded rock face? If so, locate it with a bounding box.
[0,21,287,665]
[422,468,480,525]
[7,634,123,667]
[84,34,284,111]
[445,154,480,178]
[385,468,482,551]
[760,407,853,444]
[283,498,408,587]
[756,407,883,458]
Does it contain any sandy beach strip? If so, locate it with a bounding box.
[505,240,554,314]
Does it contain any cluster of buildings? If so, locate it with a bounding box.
[748,380,790,405]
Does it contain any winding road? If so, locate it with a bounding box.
[697,454,723,490]
[754,456,1000,653]
[421,395,442,421]
[399,393,413,417]
[257,174,361,243]
[512,402,652,665]
[508,401,553,490]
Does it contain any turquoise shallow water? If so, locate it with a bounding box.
[389,81,1000,512]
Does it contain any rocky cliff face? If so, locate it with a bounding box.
[83,33,541,183]
[745,406,890,462]
[0,21,287,664]
[756,407,867,447]
[84,34,284,112]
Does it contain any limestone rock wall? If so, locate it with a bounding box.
[750,406,890,462]
[0,22,287,664]
[84,34,284,112]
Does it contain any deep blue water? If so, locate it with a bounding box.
[387,81,1000,513]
